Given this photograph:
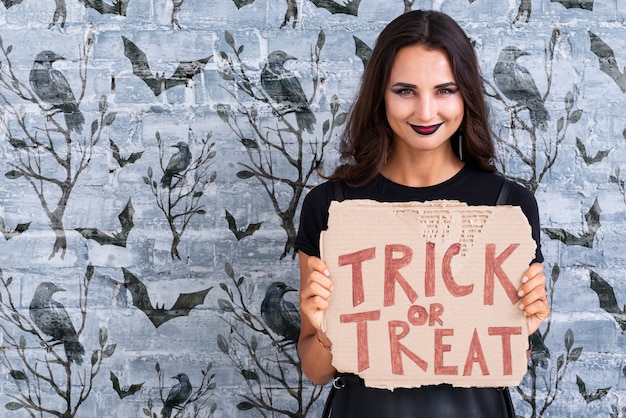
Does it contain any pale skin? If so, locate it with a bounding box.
[298,45,550,385]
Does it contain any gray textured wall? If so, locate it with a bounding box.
[0,0,624,417]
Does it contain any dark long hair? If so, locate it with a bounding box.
[330,10,496,186]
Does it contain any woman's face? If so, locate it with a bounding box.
[384,45,464,158]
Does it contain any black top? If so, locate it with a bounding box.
[295,166,543,263]
[294,166,543,418]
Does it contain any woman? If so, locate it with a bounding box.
[294,9,550,417]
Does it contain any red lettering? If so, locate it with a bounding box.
[428,303,444,326]
[384,244,418,306]
[407,303,445,327]
[442,243,474,297]
[425,241,435,297]
[488,326,522,375]
[338,247,376,307]
[340,310,381,372]
[484,243,520,305]
[407,305,428,326]
[388,320,428,375]
[434,329,458,375]
[463,329,490,376]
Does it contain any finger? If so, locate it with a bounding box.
[524,262,544,279]
[519,285,548,310]
[526,306,549,335]
[304,269,333,295]
[308,256,330,277]
[305,294,330,312]
[520,262,543,284]
[301,279,332,302]
[300,288,332,331]
[522,298,550,319]
[518,272,546,298]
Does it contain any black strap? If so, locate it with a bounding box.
[321,374,364,418]
[496,179,512,206]
[321,387,335,418]
[332,180,344,202]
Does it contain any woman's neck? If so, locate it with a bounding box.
[379,149,464,187]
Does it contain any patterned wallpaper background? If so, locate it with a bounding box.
[0,0,624,416]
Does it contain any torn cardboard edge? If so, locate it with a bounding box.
[320,199,536,390]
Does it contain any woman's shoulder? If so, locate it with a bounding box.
[504,178,537,206]
[303,180,337,205]
[469,169,535,200]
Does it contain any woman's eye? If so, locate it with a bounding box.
[438,87,458,95]
[395,88,413,96]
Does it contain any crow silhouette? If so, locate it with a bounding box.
[261,281,300,345]
[161,373,192,418]
[160,142,191,188]
[29,282,85,365]
[494,46,549,131]
[29,50,84,134]
[261,50,316,134]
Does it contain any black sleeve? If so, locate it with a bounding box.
[507,182,544,264]
[294,182,334,258]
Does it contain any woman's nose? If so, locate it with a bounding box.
[413,95,435,121]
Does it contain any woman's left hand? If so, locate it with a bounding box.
[518,262,550,335]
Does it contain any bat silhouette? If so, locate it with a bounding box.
[542,197,600,248]
[353,36,371,68]
[122,268,212,328]
[1,0,23,8]
[0,216,31,240]
[589,270,626,331]
[551,0,593,11]
[575,137,610,165]
[76,199,134,247]
[80,0,131,15]
[225,210,262,241]
[310,0,361,16]
[575,375,609,403]
[231,0,255,8]
[589,31,626,93]
[110,371,144,399]
[122,36,211,96]
[110,139,144,168]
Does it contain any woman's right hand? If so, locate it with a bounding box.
[299,255,333,332]
[298,253,337,385]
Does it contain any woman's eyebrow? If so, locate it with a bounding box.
[390,82,417,89]
[390,81,459,89]
[434,82,459,89]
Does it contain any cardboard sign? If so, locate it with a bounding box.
[320,199,536,390]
